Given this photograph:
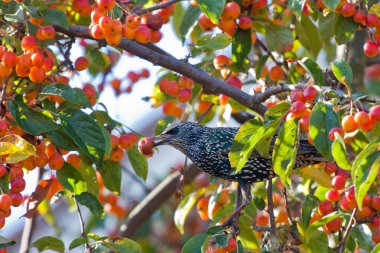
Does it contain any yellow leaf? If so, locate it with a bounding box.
[0,134,37,163]
[297,163,332,188]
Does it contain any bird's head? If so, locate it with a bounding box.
[152,121,204,148]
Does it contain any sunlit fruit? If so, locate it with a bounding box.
[138,137,154,157]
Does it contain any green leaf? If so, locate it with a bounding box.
[182,234,209,253]
[196,0,225,24]
[126,146,148,180]
[256,102,291,158]
[229,118,263,169]
[273,117,298,189]
[331,59,353,86]
[266,24,293,53]
[100,125,112,157]
[232,28,251,67]
[86,48,107,71]
[306,230,328,253]
[196,33,232,50]
[349,225,374,252]
[179,5,201,41]
[42,9,69,29]
[59,110,105,168]
[253,197,266,210]
[300,195,319,231]
[48,129,78,151]
[56,163,87,194]
[238,215,260,250]
[155,116,176,135]
[295,14,322,59]
[318,12,336,45]
[309,102,340,161]
[352,139,380,209]
[32,236,65,253]
[98,160,121,194]
[255,55,269,79]
[215,234,229,247]
[334,15,357,45]
[102,238,141,253]
[206,226,224,235]
[171,2,185,39]
[331,135,351,170]
[298,57,324,86]
[322,0,340,10]
[291,0,307,19]
[75,192,104,218]
[371,243,380,253]
[77,160,99,196]
[91,110,122,130]
[0,173,9,193]
[41,84,90,107]
[175,188,206,234]
[235,126,266,173]
[8,95,60,135]
[69,237,88,250]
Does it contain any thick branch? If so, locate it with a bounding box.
[54,25,268,115]
[119,164,200,238]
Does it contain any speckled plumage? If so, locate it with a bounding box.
[153,122,323,185]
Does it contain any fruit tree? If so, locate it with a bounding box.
[0,0,379,252]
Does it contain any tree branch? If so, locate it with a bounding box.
[119,164,200,238]
[53,25,268,116]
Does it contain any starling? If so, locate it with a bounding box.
[153,122,325,226]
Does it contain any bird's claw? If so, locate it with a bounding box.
[222,218,240,236]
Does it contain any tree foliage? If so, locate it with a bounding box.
[0,0,379,252]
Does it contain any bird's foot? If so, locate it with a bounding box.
[222,218,240,236]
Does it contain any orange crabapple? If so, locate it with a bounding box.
[269,65,284,81]
[110,146,124,162]
[222,2,241,20]
[198,14,216,31]
[134,25,151,44]
[48,153,65,170]
[119,132,138,150]
[74,56,89,71]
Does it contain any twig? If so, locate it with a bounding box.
[53,24,268,116]
[73,197,91,252]
[282,188,295,225]
[135,0,182,15]
[267,180,277,237]
[119,164,200,237]
[339,208,357,253]
[253,82,305,103]
[256,38,282,66]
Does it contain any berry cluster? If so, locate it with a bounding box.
[89,0,174,46]
[158,75,195,118]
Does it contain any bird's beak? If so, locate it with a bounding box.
[152,134,173,147]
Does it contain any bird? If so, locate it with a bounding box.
[152,121,325,228]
